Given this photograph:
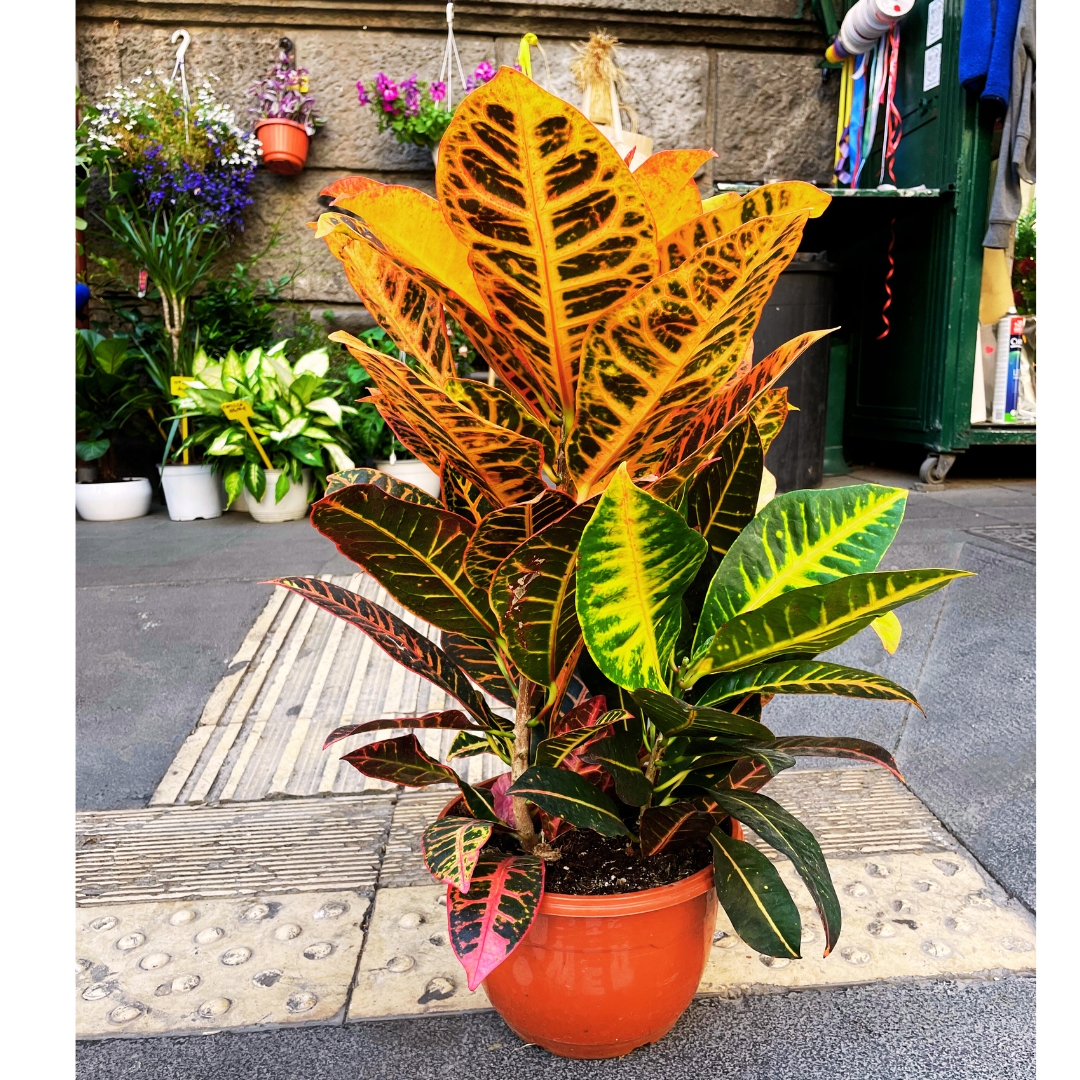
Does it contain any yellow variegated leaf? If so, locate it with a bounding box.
[695,484,909,653]
[443,378,558,478]
[437,66,658,420]
[871,611,902,654]
[749,387,793,456]
[700,191,743,213]
[633,149,716,239]
[566,210,812,500]
[756,467,777,513]
[577,464,707,693]
[319,217,455,384]
[332,332,546,507]
[659,181,832,272]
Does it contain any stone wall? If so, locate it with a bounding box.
[77,1,838,321]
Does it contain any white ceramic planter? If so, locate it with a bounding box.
[75,477,152,522]
[247,468,313,523]
[158,464,223,521]
[375,458,442,499]
[431,141,441,169]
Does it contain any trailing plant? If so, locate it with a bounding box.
[270,69,969,991]
[1012,196,1035,315]
[175,341,356,505]
[355,62,498,150]
[248,39,325,136]
[76,330,160,480]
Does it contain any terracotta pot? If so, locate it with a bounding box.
[254,118,309,175]
[437,789,739,1059]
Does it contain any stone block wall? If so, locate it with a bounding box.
[77,1,838,321]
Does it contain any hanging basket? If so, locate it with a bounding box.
[254,118,310,175]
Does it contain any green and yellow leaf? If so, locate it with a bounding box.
[640,802,715,856]
[422,816,494,893]
[324,466,440,504]
[577,465,707,693]
[770,736,905,782]
[507,765,630,836]
[749,387,793,455]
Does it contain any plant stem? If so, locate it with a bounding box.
[638,733,666,827]
[510,676,537,849]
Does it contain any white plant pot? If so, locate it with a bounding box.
[375,458,442,499]
[158,464,223,521]
[431,141,440,169]
[227,485,250,513]
[247,468,313,523]
[75,477,152,522]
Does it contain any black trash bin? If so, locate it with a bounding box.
[753,255,838,492]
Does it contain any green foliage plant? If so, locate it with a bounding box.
[269,70,971,994]
[76,330,159,481]
[175,341,356,505]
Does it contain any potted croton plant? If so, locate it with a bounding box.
[176,340,355,522]
[249,38,324,175]
[272,68,969,1059]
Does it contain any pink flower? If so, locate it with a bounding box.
[430,80,446,103]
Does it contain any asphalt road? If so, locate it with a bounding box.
[76,976,1035,1080]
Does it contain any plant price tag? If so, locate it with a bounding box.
[170,375,197,397]
[222,399,273,469]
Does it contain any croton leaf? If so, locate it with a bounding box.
[323,711,478,749]
[770,736,905,782]
[659,181,831,273]
[310,483,496,640]
[447,729,512,764]
[632,149,715,238]
[749,387,792,456]
[547,694,608,739]
[341,733,459,787]
[440,632,518,707]
[631,687,774,742]
[685,419,764,559]
[566,207,810,500]
[491,501,595,687]
[871,610,902,654]
[651,329,834,502]
[268,576,504,728]
[684,569,971,685]
[708,827,802,959]
[440,464,497,524]
[534,720,615,769]
[319,217,456,384]
[443,379,558,472]
[701,788,841,956]
[695,484,909,650]
[464,490,576,591]
[695,658,921,710]
[333,334,547,508]
[437,66,658,419]
[640,802,716,856]
[447,851,545,991]
[580,721,653,807]
[422,816,494,893]
[507,765,631,837]
[324,466,440,504]
[577,465,707,693]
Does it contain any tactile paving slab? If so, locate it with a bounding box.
[76,795,394,905]
[967,523,1036,553]
[151,574,510,806]
[76,891,369,1039]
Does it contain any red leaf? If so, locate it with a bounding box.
[322,711,478,750]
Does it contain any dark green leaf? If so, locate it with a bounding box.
[640,802,714,856]
[770,736,904,781]
[632,688,774,741]
[322,711,479,749]
[709,828,802,958]
[581,722,652,807]
[76,439,109,461]
[324,466,439,505]
[507,765,630,837]
[440,633,517,708]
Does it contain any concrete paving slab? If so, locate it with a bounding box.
[76,890,370,1039]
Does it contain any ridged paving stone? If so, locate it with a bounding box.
[76,891,369,1039]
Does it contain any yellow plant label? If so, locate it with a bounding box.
[221,400,256,420]
[170,375,196,396]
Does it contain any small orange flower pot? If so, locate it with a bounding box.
[254,118,309,175]
[438,789,738,1059]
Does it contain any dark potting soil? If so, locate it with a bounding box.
[490,830,712,896]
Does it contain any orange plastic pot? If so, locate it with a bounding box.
[254,118,309,175]
[438,789,738,1059]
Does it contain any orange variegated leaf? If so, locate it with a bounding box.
[332,332,546,507]
[633,149,716,239]
[437,66,658,419]
[749,387,793,456]
[650,329,834,502]
[566,210,813,500]
[319,217,455,384]
[700,191,743,214]
[321,174,384,201]
[440,462,498,524]
[363,389,443,474]
[659,181,832,273]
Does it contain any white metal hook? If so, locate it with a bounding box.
[170,28,191,66]
[167,29,192,142]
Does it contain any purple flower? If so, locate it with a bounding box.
[430,81,446,102]
[473,61,495,84]
[356,80,369,106]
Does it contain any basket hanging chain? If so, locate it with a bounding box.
[438,3,468,112]
[166,28,192,143]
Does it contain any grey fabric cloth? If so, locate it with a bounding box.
[984,0,1036,248]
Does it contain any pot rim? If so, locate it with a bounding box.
[253,117,308,133]
[75,476,150,487]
